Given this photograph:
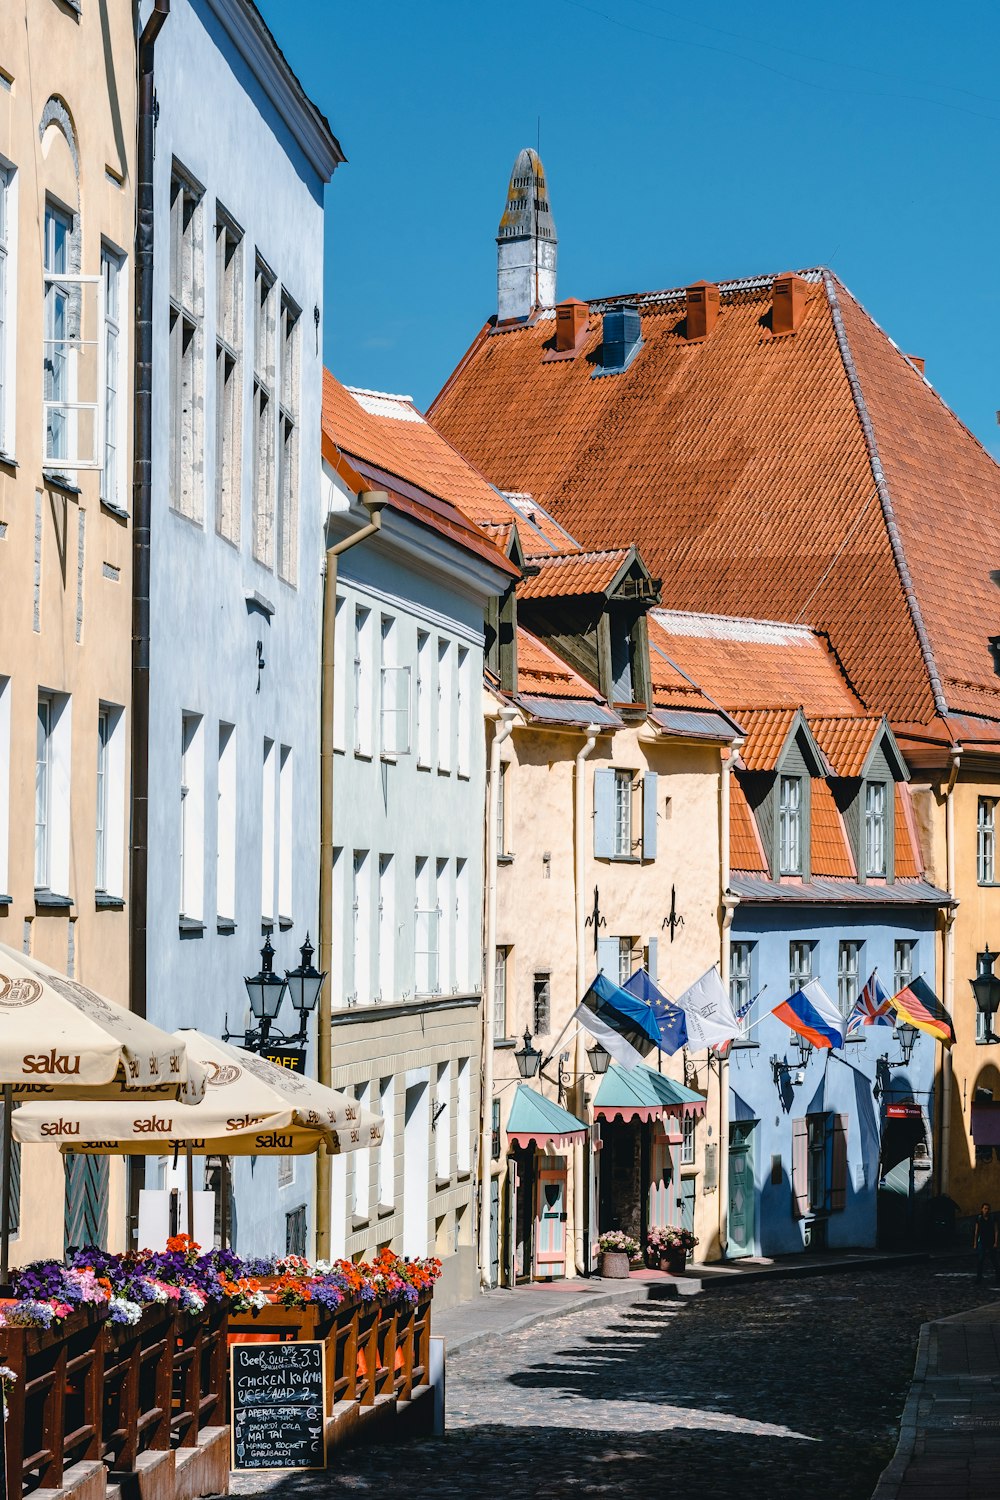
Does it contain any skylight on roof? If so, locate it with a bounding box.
[653,609,818,646]
[347,388,423,424]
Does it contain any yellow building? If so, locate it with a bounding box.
[0,0,135,1257]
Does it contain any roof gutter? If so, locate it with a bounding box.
[824,271,949,719]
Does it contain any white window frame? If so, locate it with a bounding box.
[0,678,10,897]
[35,695,52,889]
[613,769,633,857]
[865,780,887,877]
[456,1058,471,1175]
[789,940,812,994]
[260,737,276,922]
[180,714,205,921]
[437,638,453,774]
[352,1080,371,1221]
[251,255,276,564]
[837,940,861,1018]
[894,940,915,997]
[0,161,17,459]
[377,1076,395,1209]
[681,1114,696,1166]
[730,941,753,1037]
[168,170,205,520]
[493,945,509,1040]
[353,605,374,758]
[435,1060,451,1183]
[455,857,469,993]
[618,936,634,988]
[496,760,508,856]
[276,291,299,584]
[979,797,996,886]
[414,856,439,997]
[216,723,236,922]
[277,745,293,921]
[436,858,451,993]
[95,707,110,892]
[352,849,371,1006]
[332,596,347,753]
[100,245,126,507]
[35,691,72,896]
[416,629,433,768]
[457,645,472,778]
[377,854,395,1003]
[379,614,411,758]
[214,210,243,545]
[44,203,104,472]
[778,774,802,875]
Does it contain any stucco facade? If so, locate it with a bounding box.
[141,0,339,1252]
[0,0,135,1260]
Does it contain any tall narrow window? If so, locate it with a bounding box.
[894,940,915,997]
[180,713,204,921]
[332,595,347,753]
[260,737,276,922]
[35,695,52,888]
[789,940,812,994]
[353,605,373,757]
[865,781,887,877]
[0,678,10,898]
[251,257,276,565]
[837,940,861,1017]
[416,630,432,768]
[454,857,469,992]
[778,775,802,874]
[100,248,124,507]
[352,1080,371,1220]
[533,973,551,1035]
[496,761,508,856]
[978,798,996,885]
[0,164,10,455]
[435,1061,452,1182]
[276,293,299,583]
[457,645,471,777]
[377,1076,395,1208]
[278,745,293,920]
[414,856,438,995]
[216,723,236,922]
[43,203,72,465]
[214,211,242,544]
[352,850,370,1006]
[436,858,451,993]
[493,946,509,1040]
[618,936,634,987]
[613,770,633,857]
[380,614,410,757]
[377,855,395,1002]
[456,1058,471,1175]
[95,707,110,892]
[681,1114,696,1166]
[437,639,453,773]
[169,170,204,521]
[730,941,753,1037]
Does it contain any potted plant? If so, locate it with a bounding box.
[597,1230,640,1279]
[649,1225,698,1274]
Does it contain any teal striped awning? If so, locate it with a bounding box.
[594,1062,707,1123]
[506,1085,588,1148]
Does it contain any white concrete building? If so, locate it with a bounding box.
[319,374,515,1307]
[137,0,342,1252]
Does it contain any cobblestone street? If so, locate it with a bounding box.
[229,1263,997,1500]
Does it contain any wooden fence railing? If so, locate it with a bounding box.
[0,1302,228,1497]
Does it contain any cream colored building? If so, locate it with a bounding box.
[0,0,135,1260]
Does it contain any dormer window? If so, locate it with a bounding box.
[778,775,802,874]
[865,781,887,877]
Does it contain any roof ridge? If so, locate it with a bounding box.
[822,270,949,718]
[652,606,822,638]
[527,545,628,563]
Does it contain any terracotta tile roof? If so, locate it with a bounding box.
[649,612,860,716]
[515,628,606,701]
[321,371,517,577]
[432,269,1000,733]
[808,717,883,778]
[730,779,767,873]
[518,548,631,600]
[648,645,721,714]
[731,709,798,772]
[811,780,855,878]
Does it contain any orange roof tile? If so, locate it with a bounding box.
[811,781,855,878]
[648,645,721,713]
[432,269,1000,734]
[808,717,883,778]
[515,628,605,701]
[730,780,767,873]
[518,548,631,601]
[732,709,798,772]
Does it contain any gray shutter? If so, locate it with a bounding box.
[831,1114,848,1212]
[597,936,619,979]
[594,768,615,858]
[647,936,659,983]
[791,1117,809,1219]
[64,1154,108,1251]
[643,772,658,860]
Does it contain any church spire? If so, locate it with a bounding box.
[496,147,557,322]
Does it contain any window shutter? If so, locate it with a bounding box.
[593,768,615,859]
[596,936,619,979]
[642,772,658,860]
[791,1117,809,1219]
[831,1113,849,1212]
[647,936,659,984]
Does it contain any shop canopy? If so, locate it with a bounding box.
[594,1062,707,1124]
[506,1085,588,1149]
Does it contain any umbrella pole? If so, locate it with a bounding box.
[185,1143,195,1241]
[220,1157,229,1250]
[1,1084,11,1285]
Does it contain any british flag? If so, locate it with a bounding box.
[845,971,895,1036]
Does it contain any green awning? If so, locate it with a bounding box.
[594,1062,707,1123]
[506,1085,588,1148]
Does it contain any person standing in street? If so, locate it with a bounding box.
[973,1202,1000,1282]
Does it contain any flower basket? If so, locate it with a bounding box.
[662,1248,687,1275]
[599,1251,631,1280]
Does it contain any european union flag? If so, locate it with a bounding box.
[623,968,688,1056]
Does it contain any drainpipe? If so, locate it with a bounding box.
[940,745,962,1200]
[479,705,517,1287]
[573,727,599,1276]
[717,739,742,1259]
[314,493,386,1260]
[128,0,169,1243]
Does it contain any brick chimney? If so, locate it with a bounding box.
[771,273,808,336]
[555,298,589,352]
[686,281,720,341]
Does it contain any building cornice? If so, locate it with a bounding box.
[327,502,511,611]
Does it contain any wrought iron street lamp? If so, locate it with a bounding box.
[285,934,326,1039]
[790,1033,813,1069]
[226,936,327,1053]
[893,1022,919,1066]
[586,1041,611,1076]
[514,1030,543,1080]
[971,948,1000,1045]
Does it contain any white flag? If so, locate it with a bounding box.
[676,967,741,1050]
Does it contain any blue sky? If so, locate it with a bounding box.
[258,0,1000,454]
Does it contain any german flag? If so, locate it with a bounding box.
[892,975,955,1047]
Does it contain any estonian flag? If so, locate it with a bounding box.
[623,968,689,1056]
[772,979,845,1049]
[892,975,955,1047]
[572,972,662,1071]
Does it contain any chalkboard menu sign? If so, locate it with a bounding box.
[230,1341,327,1471]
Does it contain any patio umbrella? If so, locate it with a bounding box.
[0,943,208,1278]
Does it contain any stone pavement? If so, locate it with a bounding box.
[872,1298,1000,1499]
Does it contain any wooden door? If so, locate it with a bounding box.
[680,1177,696,1258]
[534,1157,568,1275]
[728,1123,756,1258]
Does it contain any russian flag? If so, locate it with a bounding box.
[772,979,845,1049]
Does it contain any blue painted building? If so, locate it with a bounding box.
[650,610,952,1256]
